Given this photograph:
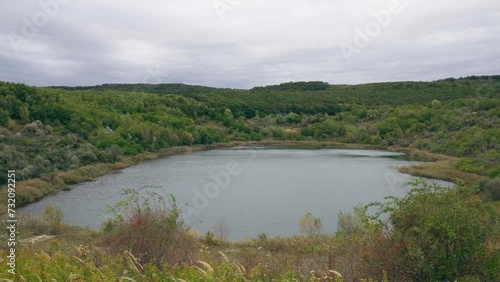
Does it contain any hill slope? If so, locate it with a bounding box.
[0,76,499,202]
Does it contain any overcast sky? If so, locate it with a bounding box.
[0,0,499,88]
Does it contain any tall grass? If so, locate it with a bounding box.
[1,170,496,281]
[58,163,115,184]
[400,159,482,184]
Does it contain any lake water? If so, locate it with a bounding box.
[19,147,452,239]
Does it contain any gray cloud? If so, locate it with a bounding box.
[0,0,499,88]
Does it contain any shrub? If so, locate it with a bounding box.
[103,187,198,268]
[299,212,323,236]
[15,185,44,204]
[41,204,64,234]
[479,177,500,201]
[457,157,486,174]
[334,205,387,281]
[431,99,442,109]
[370,179,498,281]
[213,218,230,242]
[18,204,65,236]
[336,204,371,237]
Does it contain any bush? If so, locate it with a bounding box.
[370,179,498,281]
[41,204,64,234]
[104,187,198,268]
[334,205,387,281]
[479,178,500,201]
[18,204,65,236]
[337,204,371,237]
[457,158,486,174]
[299,212,323,236]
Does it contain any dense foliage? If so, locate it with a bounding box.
[368,180,498,281]
[1,77,499,190]
[0,75,499,280]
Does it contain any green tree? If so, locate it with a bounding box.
[287,112,301,124]
[0,109,9,126]
[19,104,30,124]
[431,99,442,109]
[377,117,402,139]
[222,108,234,126]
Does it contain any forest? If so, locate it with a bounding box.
[0,76,499,281]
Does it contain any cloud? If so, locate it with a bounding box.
[0,0,499,88]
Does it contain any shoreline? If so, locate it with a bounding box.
[1,140,479,214]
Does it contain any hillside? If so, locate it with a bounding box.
[0,76,499,281]
[1,76,499,202]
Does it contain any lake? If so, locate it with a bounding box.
[19,147,452,239]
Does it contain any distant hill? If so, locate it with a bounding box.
[0,76,498,195]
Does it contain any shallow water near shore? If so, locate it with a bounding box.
[19,147,452,239]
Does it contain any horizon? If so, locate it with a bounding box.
[4,74,500,90]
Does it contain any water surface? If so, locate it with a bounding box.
[20,148,452,239]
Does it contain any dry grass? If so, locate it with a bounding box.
[133,151,158,161]
[238,140,386,150]
[0,178,55,212]
[400,159,482,185]
[390,146,450,161]
[58,163,115,184]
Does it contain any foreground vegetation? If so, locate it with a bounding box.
[0,76,499,280]
[1,181,498,281]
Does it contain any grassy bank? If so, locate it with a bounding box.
[390,147,484,185]
[399,159,483,185]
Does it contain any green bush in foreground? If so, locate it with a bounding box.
[369,179,499,281]
[1,181,498,281]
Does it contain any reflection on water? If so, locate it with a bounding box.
[19,148,452,239]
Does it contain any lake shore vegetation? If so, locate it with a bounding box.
[0,76,499,280]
